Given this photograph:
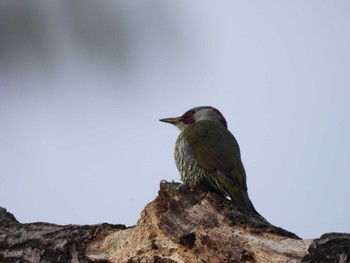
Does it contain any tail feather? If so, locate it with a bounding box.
[214,173,261,217]
[229,188,261,216]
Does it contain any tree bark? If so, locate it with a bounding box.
[1,182,349,263]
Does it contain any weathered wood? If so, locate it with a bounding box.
[86,182,310,262]
[302,233,350,263]
[0,207,125,263]
[1,182,349,263]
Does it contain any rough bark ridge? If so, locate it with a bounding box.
[0,207,125,263]
[1,181,350,263]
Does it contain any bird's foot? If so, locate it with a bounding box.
[174,182,194,192]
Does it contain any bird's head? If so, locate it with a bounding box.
[160,106,227,131]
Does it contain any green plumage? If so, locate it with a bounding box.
[181,121,258,215]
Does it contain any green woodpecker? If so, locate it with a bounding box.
[160,106,259,215]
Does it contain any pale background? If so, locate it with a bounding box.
[1,1,349,239]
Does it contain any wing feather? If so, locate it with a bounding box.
[182,121,247,189]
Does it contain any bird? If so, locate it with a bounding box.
[160,106,260,215]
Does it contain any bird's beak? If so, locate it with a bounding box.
[159,117,181,125]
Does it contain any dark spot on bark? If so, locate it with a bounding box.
[179,232,196,249]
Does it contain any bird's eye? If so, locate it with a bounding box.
[186,110,194,116]
[181,110,195,124]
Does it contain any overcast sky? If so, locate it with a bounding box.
[1,1,349,239]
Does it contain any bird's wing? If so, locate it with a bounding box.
[182,120,247,189]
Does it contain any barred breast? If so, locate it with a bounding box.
[174,133,212,186]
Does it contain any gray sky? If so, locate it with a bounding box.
[1,1,349,239]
